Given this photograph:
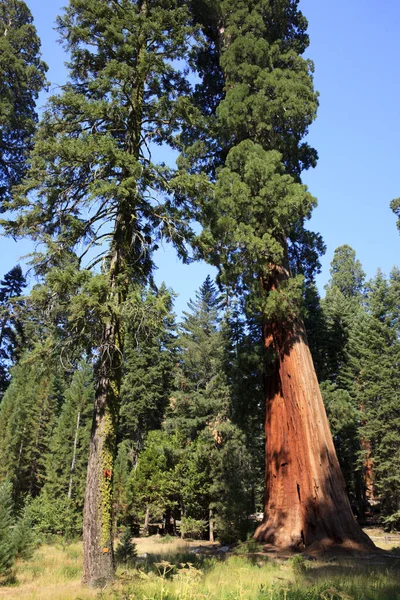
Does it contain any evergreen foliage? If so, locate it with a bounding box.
[166,279,253,540]
[0,0,399,576]
[391,197,400,232]
[0,265,27,398]
[0,479,35,579]
[115,526,137,565]
[0,480,15,578]
[168,276,229,439]
[27,363,94,537]
[306,248,400,526]
[311,246,367,514]
[122,279,255,541]
[0,0,47,208]
[128,429,181,533]
[1,0,199,579]
[177,0,325,322]
[0,348,64,505]
[119,284,177,451]
[223,306,265,510]
[358,269,400,527]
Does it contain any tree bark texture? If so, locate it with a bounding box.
[362,437,376,507]
[82,318,122,586]
[255,315,375,553]
[209,508,214,543]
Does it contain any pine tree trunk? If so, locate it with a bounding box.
[209,508,214,543]
[255,312,375,553]
[68,410,81,500]
[82,318,122,586]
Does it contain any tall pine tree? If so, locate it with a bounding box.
[358,269,400,527]
[318,246,368,515]
[3,0,197,585]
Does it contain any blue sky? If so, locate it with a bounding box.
[1,0,399,316]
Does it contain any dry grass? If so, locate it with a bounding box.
[0,543,98,600]
[132,535,218,557]
[363,527,400,552]
[0,531,399,600]
[0,537,215,600]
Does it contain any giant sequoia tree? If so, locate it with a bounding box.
[185,0,374,551]
[3,0,195,586]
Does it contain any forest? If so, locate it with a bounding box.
[0,0,400,599]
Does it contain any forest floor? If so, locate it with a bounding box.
[0,530,399,600]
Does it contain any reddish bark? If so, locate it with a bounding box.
[361,437,376,507]
[255,316,375,553]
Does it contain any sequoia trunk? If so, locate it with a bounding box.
[255,313,375,552]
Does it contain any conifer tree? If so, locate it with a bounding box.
[119,284,176,453]
[183,0,373,551]
[0,346,64,505]
[128,429,181,535]
[2,0,196,584]
[223,305,265,513]
[0,265,26,398]
[319,246,367,514]
[0,479,35,579]
[0,480,15,578]
[358,269,400,527]
[29,363,94,536]
[0,0,47,208]
[166,278,253,541]
[391,197,400,231]
[115,284,176,528]
[168,276,229,439]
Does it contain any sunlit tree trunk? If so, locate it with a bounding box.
[68,410,81,501]
[83,237,127,585]
[255,284,375,551]
[82,315,122,586]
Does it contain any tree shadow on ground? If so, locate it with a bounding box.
[301,560,400,600]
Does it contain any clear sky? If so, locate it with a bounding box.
[1,0,399,317]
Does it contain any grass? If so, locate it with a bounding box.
[0,533,399,600]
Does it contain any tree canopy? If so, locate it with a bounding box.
[0,0,47,208]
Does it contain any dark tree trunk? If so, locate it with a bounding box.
[164,507,173,535]
[255,306,375,553]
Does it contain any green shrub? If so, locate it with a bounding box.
[288,554,308,576]
[12,516,37,561]
[157,534,175,544]
[24,493,82,539]
[180,517,207,539]
[115,527,137,565]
